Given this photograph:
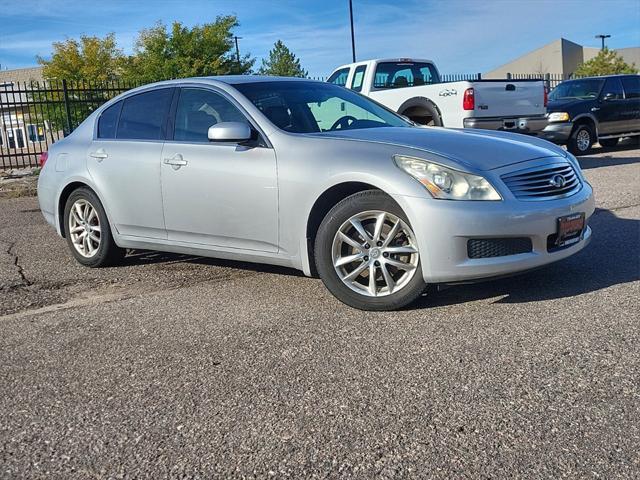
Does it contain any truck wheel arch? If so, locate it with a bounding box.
[397,97,443,126]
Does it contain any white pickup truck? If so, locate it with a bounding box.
[327,58,548,134]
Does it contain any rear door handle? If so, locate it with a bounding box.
[89,149,108,161]
[163,154,187,168]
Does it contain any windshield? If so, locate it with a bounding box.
[549,79,604,100]
[233,81,410,134]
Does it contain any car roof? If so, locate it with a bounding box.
[563,74,639,81]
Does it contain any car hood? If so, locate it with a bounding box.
[317,127,566,171]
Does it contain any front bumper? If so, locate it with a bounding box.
[393,181,594,284]
[463,115,548,135]
[539,121,573,144]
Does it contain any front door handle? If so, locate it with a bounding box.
[89,149,108,161]
[163,154,188,169]
[591,107,600,112]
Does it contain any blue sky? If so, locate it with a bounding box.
[0,0,638,77]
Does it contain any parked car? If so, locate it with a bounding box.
[37,77,594,311]
[327,58,548,134]
[542,74,640,155]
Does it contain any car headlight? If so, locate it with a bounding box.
[548,112,570,122]
[394,155,501,201]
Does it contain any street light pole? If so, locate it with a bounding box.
[595,34,611,51]
[234,36,242,65]
[349,0,356,62]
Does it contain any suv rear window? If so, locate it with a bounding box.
[373,62,440,89]
[116,88,173,140]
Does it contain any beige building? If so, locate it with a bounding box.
[485,38,639,78]
[0,66,44,85]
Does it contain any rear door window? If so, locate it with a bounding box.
[116,88,173,140]
[97,101,122,139]
[621,76,640,99]
[327,68,350,87]
[350,65,367,92]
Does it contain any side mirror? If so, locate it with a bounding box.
[602,92,616,102]
[207,122,252,143]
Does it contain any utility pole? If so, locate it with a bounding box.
[595,34,611,50]
[233,36,242,65]
[349,0,356,62]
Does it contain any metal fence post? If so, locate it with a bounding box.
[62,79,73,136]
[506,72,512,80]
[477,72,482,80]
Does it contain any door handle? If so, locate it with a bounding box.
[163,154,188,168]
[89,149,108,161]
[591,107,600,112]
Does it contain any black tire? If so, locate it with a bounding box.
[63,187,125,267]
[567,123,594,155]
[314,190,427,311]
[598,138,619,148]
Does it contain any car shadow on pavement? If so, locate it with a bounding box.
[121,249,306,277]
[414,208,639,308]
[578,148,640,170]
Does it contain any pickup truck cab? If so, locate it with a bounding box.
[328,58,548,134]
[542,74,640,155]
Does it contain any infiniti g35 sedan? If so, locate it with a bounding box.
[37,77,594,310]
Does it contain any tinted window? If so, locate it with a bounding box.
[351,65,367,92]
[622,76,640,99]
[234,81,409,134]
[373,62,440,89]
[327,68,350,87]
[97,101,122,139]
[601,78,624,100]
[549,79,604,100]
[117,89,173,140]
[174,88,246,141]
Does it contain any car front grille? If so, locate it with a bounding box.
[467,238,533,259]
[501,160,581,200]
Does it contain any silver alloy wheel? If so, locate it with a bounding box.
[332,210,420,297]
[68,199,101,258]
[576,128,591,151]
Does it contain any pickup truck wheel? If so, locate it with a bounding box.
[400,100,442,127]
[568,124,594,156]
[598,138,619,148]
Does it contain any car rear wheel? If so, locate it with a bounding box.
[567,124,594,155]
[314,190,426,311]
[64,187,124,267]
[598,138,619,148]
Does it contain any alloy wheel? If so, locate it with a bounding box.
[68,199,101,258]
[331,210,419,297]
[576,128,591,152]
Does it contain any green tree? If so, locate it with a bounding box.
[258,40,307,77]
[37,33,125,81]
[574,48,637,77]
[123,17,254,82]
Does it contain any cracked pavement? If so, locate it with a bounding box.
[0,145,639,479]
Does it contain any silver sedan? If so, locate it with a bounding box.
[37,77,594,310]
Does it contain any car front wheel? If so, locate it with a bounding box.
[63,187,124,267]
[315,190,426,311]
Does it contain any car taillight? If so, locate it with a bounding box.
[463,88,475,110]
[543,86,548,107]
[39,151,48,167]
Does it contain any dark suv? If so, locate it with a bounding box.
[541,74,640,155]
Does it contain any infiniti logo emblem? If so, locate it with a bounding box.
[550,174,566,189]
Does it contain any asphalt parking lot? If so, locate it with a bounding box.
[1,144,639,479]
